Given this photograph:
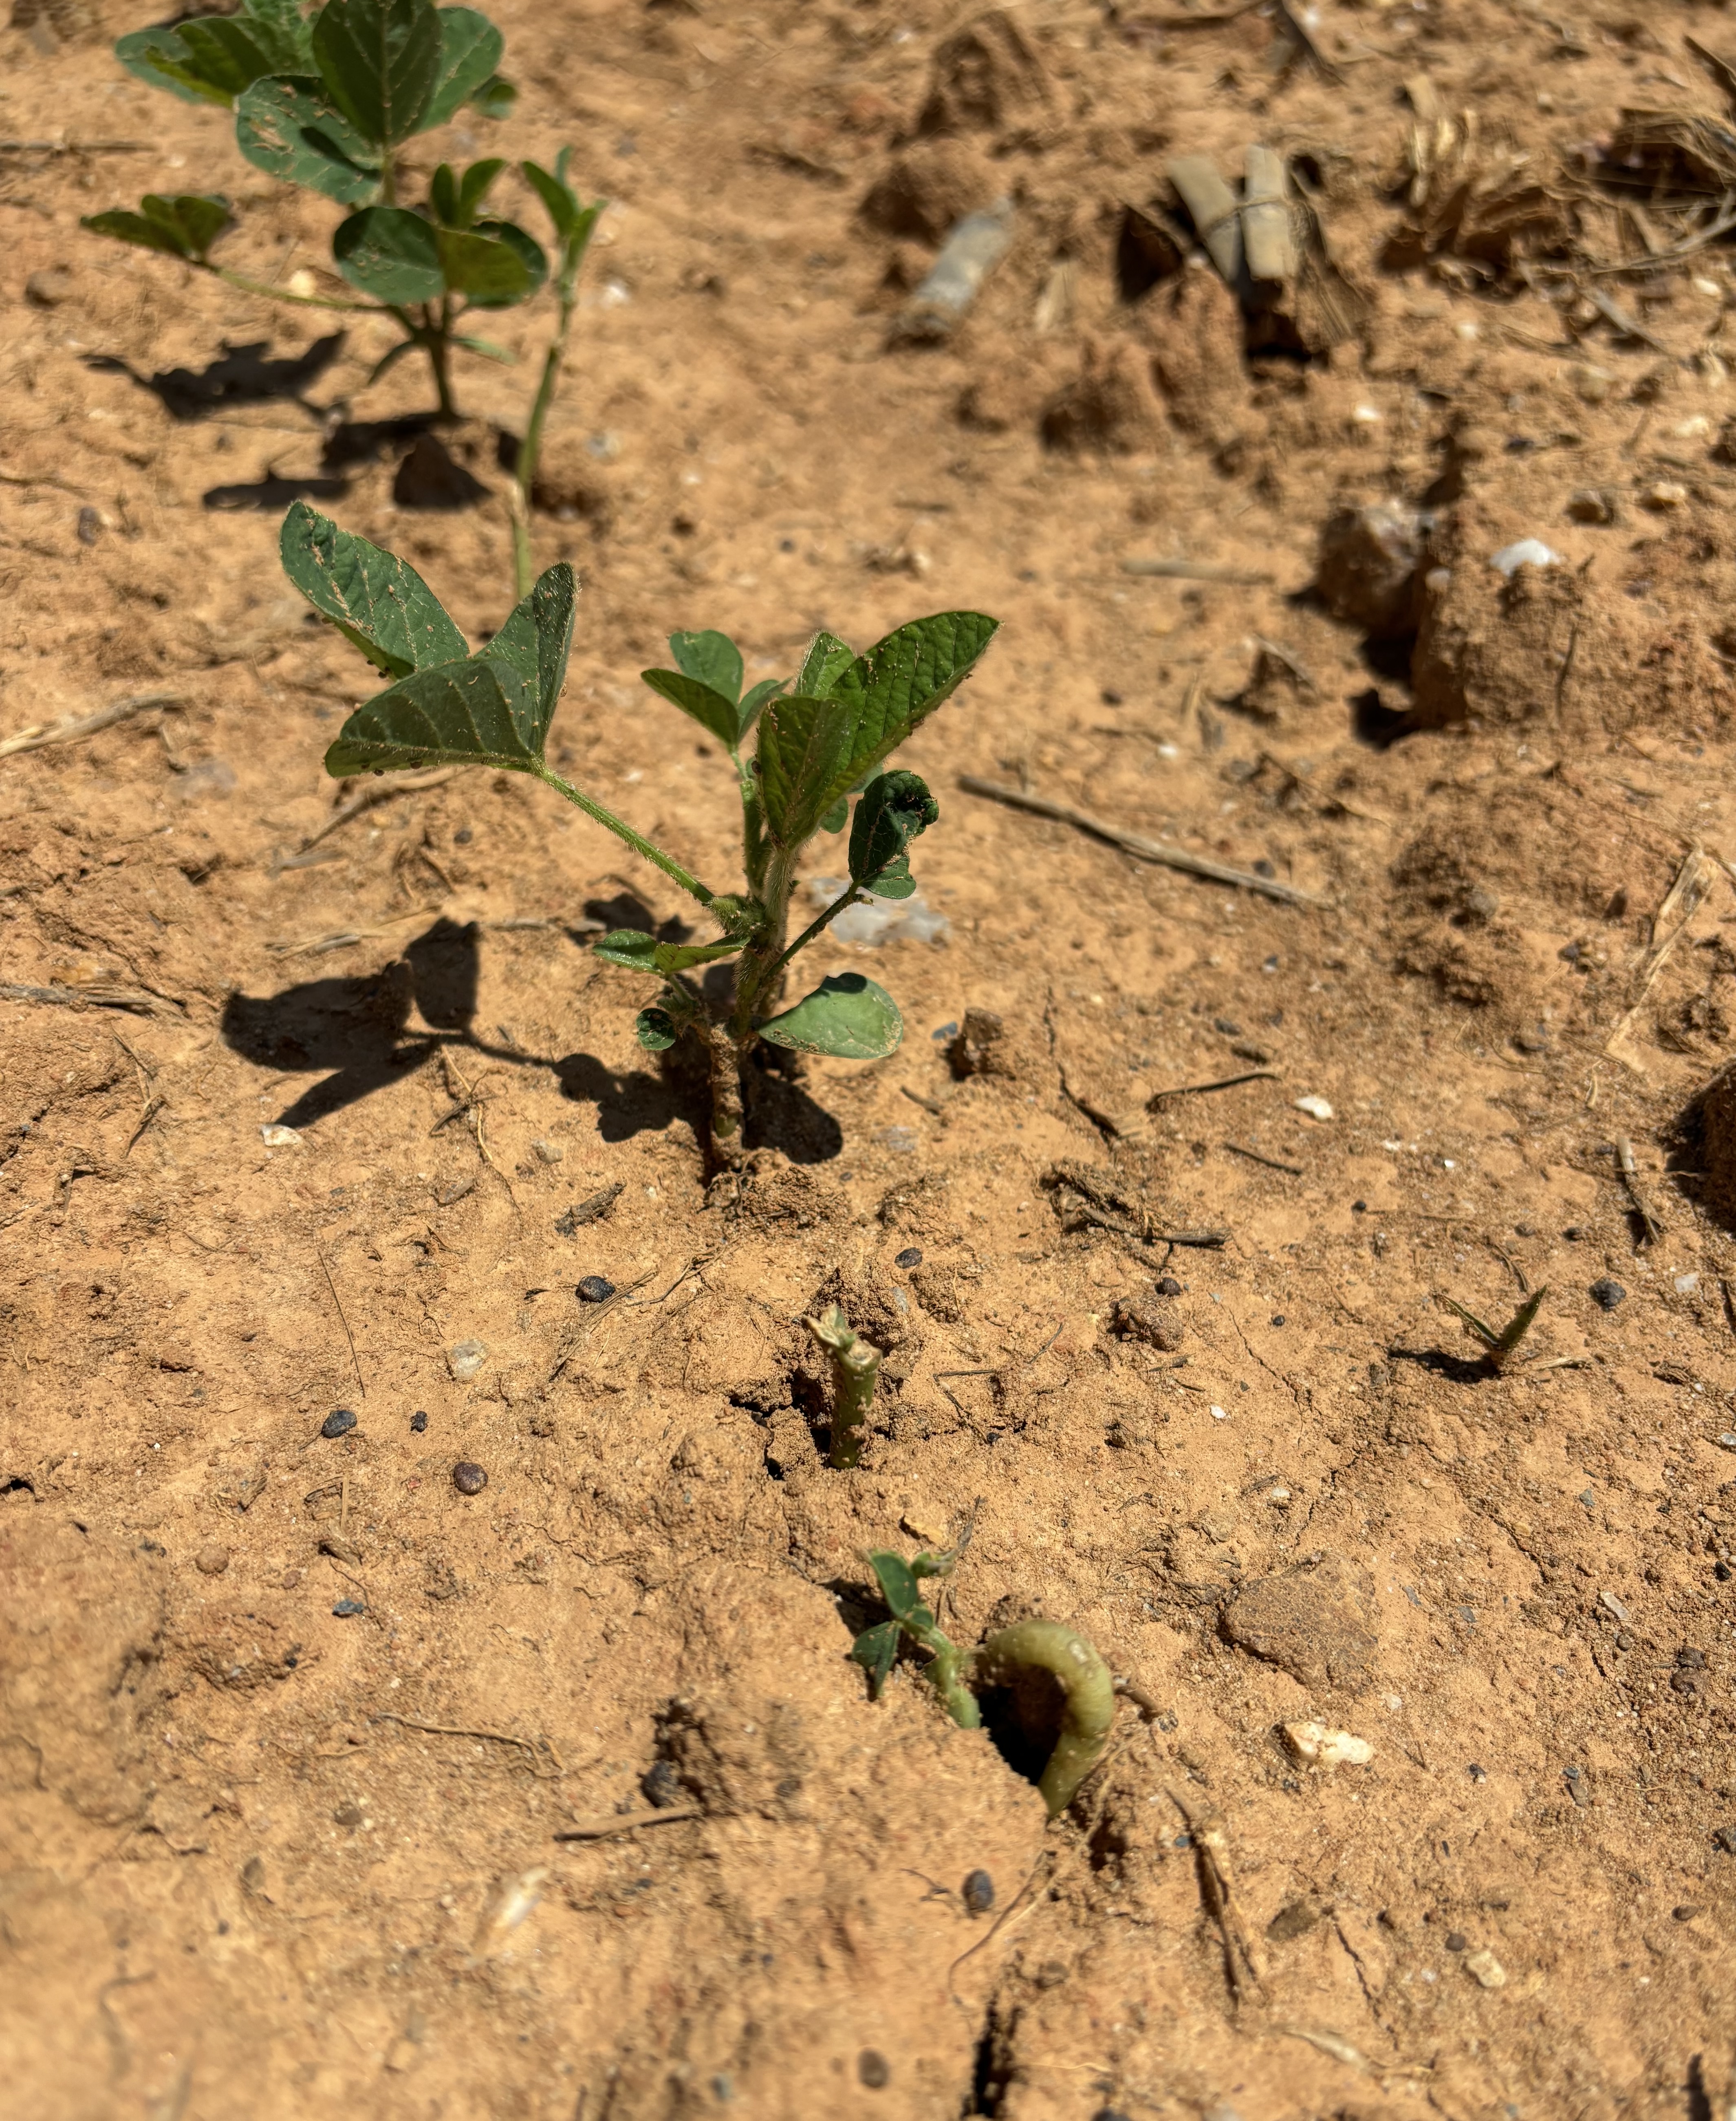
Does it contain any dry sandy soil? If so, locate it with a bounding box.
[8,1,1736,2116]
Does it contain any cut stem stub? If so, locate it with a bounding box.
[807,1305,881,1468]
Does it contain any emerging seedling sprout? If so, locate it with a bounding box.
[1439,1286,1547,1375]
[851,1551,1115,1817]
[277,504,998,1161]
[806,1305,882,1469]
[90,0,600,584]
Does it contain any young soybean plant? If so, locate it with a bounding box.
[86,0,599,563]
[853,1551,1116,1818]
[278,504,998,1161]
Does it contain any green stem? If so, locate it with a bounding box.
[512,211,600,598]
[978,1621,1115,1818]
[768,881,862,986]
[730,842,797,1042]
[210,265,389,315]
[427,299,457,421]
[533,763,719,912]
[806,1307,880,1469]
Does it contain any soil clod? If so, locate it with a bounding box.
[577,1275,617,1304]
[452,1462,488,1496]
[331,1598,366,1618]
[962,1868,995,1914]
[1590,1279,1627,1310]
[320,1409,357,1440]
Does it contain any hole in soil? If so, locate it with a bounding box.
[1350,686,1414,749]
[2,1476,37,1497]
[977,1664,1068,1795]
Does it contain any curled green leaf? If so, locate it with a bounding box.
[848,769,937,892]
[758,973,903,1061]
[635,1006,678,1052]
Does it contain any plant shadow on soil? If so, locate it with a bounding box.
[222,912,845,1158]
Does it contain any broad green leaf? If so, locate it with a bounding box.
[849,769,937,890]
[866,1552,920,1623]
[482,562,575,728]
[669,629,742,706]
[419,7,505,129]
[593,929,740,975]
[736,676,785,741]
[333,204,444,303]
[439,218,545,306]
[818,796,848,834]
[797,629,854,699]
[850,1619,899,1699]
[753,693,853,847]
[83,193,231,264]
[826,609,998,794]
[522,155,579,243]
[236,76,381,204]
[239,0,317,72]
[758,972,903,1061]
[115,17,286,105]
[312,0,441,146]
[280,501,468,677]
[467,72,515,118]
[635,1005,677,1052]
[640,668,741,750]
[430,161,459,227]
[323,652,547,776]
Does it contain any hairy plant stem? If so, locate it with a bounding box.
[510,209,599,598]
[769,882,862,985]
[210,265,389,314]
[806,1307,881,1468]
[533,764,718,912]
[977,1621,1115,1818]
[427,297,457,421]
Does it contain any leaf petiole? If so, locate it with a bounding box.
[210,263,392,313]
[532,761,719,912]
[768,881,864,986]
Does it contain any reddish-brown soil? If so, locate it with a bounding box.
[7,2,1736,2117]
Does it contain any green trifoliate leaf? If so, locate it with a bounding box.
[332,204,444,302]
[83,193,232,265]
[736,677,785,741]
[323,653,548,777]
[593,930,742,975]
[442,218,546,306]
[669,629,743,706]
[848,769,937,891]
[280,502,468,677]
[635,1005,677,1052]
[236,76,382,203]
[797,629,854,699]
[850,1619,900,1699]
[312,0,441,147]
[432,154,504,226]
[753,693,853,847]
[522,155,580,242]
[640,668,742,750]
[419,7,506,130]
[478,560,575,727]
[758,972,903,1061]
[115,12,297,106]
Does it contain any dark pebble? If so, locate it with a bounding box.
[410,1411,428,1433]
[577,1274,616,1304]
[1714,1825,1736,1855]
[1444,1930,1467,1952]
[962,1868,994,1915]
[895,1246,923,1270]
[642,1759,682,1809]
[1562,1224,1583,1240]
[1092,2111,1135,2121]
[1213,1016,1242,1036]
[1156,1276,1184,1298]
[333,1801,363,1826]
[1589,1278,1627,1310]
[332,1598,366,1617]
[857,2049,890,2090]
[1467,1763,1487,1782]
[1271,1314,1286,1327]
[1673,1903,1700,1922]
[1514,1223,1537,1237]
[1100,687,1124,705]
[452,1461,488,1496]
[321,1407,357,1440]
[1351,1199,1366,1213]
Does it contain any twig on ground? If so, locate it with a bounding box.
[0,981,181,1019]
[958,778,1316,905]
[376,1711,565,1777]
[1166,1785,1264,1999]
[1224,1141,1304,1176]
[1488,1238,1529,1292]
[317,1247,365,1400]
[1616,1136,1665,1244]
[0,690,183,761]
[1121,556,1275,585]
[553,1806,701,1840]
[1150,1068,1280,1101]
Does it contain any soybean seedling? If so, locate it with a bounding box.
[1439,1286,1547,1375]
[851,1551,1116,1817]
[277,503,998,1164]
[88,0,600,580]
[806,1306,881,1469]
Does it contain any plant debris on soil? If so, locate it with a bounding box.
[6,2,1736,2117]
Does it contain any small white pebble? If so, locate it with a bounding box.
[1489,538,1562,578]
[260,1123,302,1147]
[1282,1721,1374,1768]
[1352,403,1382,424]
[1675,1273,1700,1294]
[1645,481,1689,511]
[1210,1404,1228,1421]
[1464,1948,1507,1990]
[1294,1095,1333,1121]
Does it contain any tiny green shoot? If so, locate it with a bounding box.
[850,1551,1116,1818]
[88,0,600,580]
[1439,1286,1547,1375]
[277,502,998,1161]
[806,1305,881,1469]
